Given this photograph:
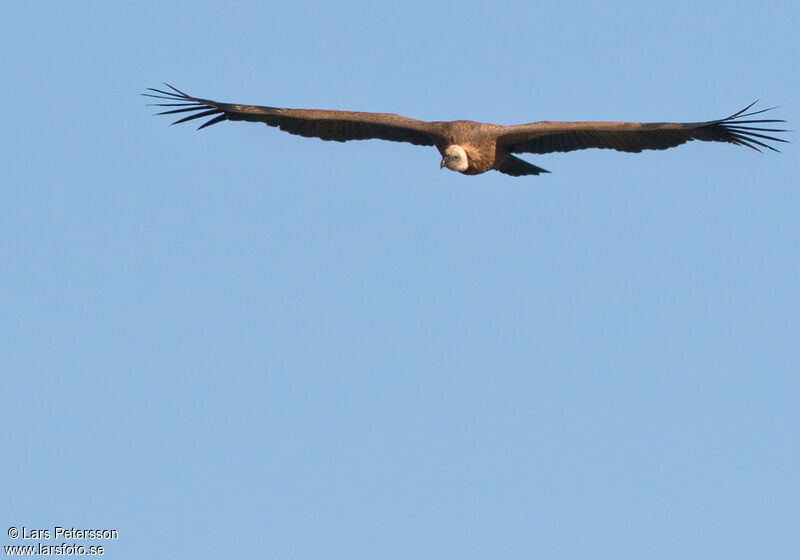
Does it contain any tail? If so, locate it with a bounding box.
[496,155,550,177]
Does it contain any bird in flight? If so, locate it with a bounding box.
[145,84,786,177]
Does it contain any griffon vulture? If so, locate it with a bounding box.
[145,85,786,176]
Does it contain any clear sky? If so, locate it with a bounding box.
[2,1,798,558]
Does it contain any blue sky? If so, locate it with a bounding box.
[2,1,798,558]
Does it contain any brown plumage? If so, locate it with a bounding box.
[145,84,787,177]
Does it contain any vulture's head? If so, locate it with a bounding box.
[440,145,469,172]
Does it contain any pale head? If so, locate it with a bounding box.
[440,145,469,172]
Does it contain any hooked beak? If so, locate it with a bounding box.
[440,159,446,169]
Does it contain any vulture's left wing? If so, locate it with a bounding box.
[144,84,442,147]
[497,103,787,155]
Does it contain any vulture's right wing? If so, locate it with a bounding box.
[145,84,443,147]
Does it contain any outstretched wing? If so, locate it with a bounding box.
[144,84,442,147]
[497,103,787,155]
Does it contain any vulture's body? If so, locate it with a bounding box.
[145,85,786,176]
